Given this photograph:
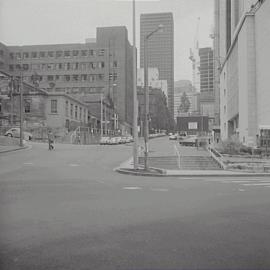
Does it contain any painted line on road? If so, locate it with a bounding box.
[123,187,142,190]
[23,162,33,165]
[242,183,270,186]
[69,163,80,167]
[150,188,169,192]
[238,188,245,192]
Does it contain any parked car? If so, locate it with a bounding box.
[4,128,33,141]
[100,136,110,145]
[169,134,177,140]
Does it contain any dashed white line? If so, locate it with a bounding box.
[69,164,80,167]
[123,187,142,190]
[242,183,270,186]
[150,188,169,192]
[23,162,33,165]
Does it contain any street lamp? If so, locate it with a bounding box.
[143,24,163,170]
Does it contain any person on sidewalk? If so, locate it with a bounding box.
[48,130,55,150]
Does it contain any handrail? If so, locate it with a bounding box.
[208,147,227,170]
[174,143,181,169]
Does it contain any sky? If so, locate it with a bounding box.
[0,0,214,82]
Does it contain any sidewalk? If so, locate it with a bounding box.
[116,137,270,177]
[0,144,29,154]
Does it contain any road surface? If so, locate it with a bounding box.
[1,139,270,270]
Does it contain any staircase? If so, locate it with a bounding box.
[180,156,222,170]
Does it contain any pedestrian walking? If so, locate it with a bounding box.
[48,130,54,150]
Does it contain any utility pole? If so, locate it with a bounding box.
[19,67,24,147]
[132,0,139,169]
[143,36,149,170]
[100,93,103,136]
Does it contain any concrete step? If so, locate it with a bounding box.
[180,156,222,170]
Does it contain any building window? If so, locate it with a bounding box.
[89,75,95,82]
[73,50,79,57]
[16,52,21,59]
[31,52,37,58]
[65,63,71,70]
[81,50,87,57]
[48,51,54,58]
[39,51,46,58]
[51,100,57,113]
[22,64,29,70]
[72,75,79,81]
[113,61,117,67]
[23,52,29,59]
[73,62,79,70]
[55,75,60,80]
[9,53,14,59]
[75,105,78,119]
[64,51,71,58]
[47,75,54,81]
[15,64,21,70]
[224,89,226,96]
[97,74,104,81]
[41,64,47,70]
[79,107,82,120]
[65,75,70,81]
[81,74,87,81]
[224,105,226,114]
[24,100,31,113]
[81,63,87,70]
[98,49,105,56]
[70,103,73,118]
[56,51,63,58]
[89,50,95,56]
[65,101,69,117]
[113,72,117,81]
[47,63,54,70]
[9,65,14,71]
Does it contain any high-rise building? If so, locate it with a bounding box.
[215,0,270,146]
[140,12,174,116]
[0,26,134,130]
[199,47,215,125]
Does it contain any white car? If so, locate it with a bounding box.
[169,134,177,140]
[5,128,33,141]
[100,136,110,145]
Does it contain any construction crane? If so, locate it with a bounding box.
[189,17,200,92]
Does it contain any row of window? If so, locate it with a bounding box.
[24,73,117,83]
[9,60,117,72]
[64,100,87,122]
[9,49,106,60]
[54,87,104,94]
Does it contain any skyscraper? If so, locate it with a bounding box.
[140,12,174,117]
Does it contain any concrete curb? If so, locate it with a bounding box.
[0,145,31,154]
[115,157,270,178]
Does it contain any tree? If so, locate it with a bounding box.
[178,92,190,113]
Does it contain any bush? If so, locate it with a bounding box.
[217,137,242,155]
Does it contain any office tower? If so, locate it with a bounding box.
[140,12,174,117]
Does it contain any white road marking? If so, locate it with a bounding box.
[69,164,80,167]
[123,187,142,190]
[238,189,245,192]
[242,183,270,186]
[150,188,169,192]
[23,162,33,165]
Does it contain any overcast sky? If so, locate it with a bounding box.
[0,0,213,82]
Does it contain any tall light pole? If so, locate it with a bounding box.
[19,53,24,147]
[132,0,139,169]
[143,24,163,170]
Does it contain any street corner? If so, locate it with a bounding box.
[115,166,167,177]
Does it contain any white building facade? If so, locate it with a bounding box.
[217,0,270,146]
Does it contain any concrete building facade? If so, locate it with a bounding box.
[140,12,174,117]
[216,0,270,146]
[0,26,134,131]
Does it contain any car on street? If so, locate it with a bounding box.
[99,136,110,145]
[4,127,33,140]
[169,134,177,140]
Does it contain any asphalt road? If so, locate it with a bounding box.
[1,139,270,270]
